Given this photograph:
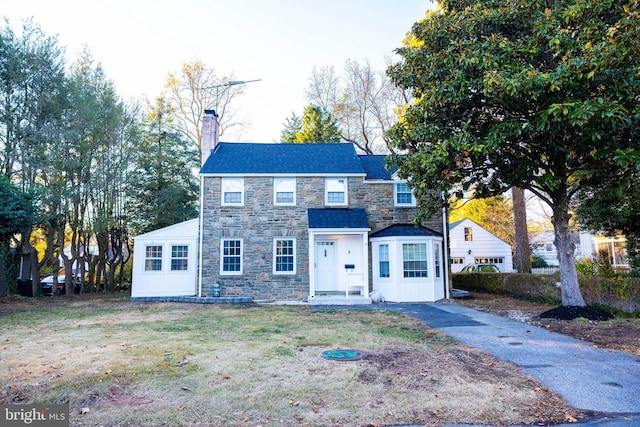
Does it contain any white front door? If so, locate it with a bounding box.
[315,241,336,291]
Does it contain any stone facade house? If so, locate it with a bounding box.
[197,111,446,304]
[131,111,447,303]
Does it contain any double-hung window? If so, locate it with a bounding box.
[274,178,296,205]
[464,227,473,241]
[274,238,296,274]
[171,245,189,271]
[394,182,416,206]
[145,245,163,271]
[379,244,390,278]
[221,178,244,205]
[221,239,242,274]
[402,243,428,278]
[325,178,347,205]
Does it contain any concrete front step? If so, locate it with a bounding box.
[308,295,372,305]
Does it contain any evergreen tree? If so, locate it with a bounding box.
[127,97,199,235]
[280,113,302,143]
[0,176,33,296]
[280,105,341,143]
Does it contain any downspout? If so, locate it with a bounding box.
[442,191,451,299]
[197,174,204,297]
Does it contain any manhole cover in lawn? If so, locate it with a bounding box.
[322,349,366,361]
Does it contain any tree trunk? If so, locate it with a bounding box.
[61,253,74,296]
[552,196,586,307]
[29,247,39,296]
[512,187,531,273]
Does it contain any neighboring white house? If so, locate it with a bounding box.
[449,218,513,273]
[530,229,629,270]
[131,219,199,297]
[586,233,629,270]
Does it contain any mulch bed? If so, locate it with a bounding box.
[539,306,614,321]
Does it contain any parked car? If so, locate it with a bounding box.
[40,275,81,296]
[460,263,500,273]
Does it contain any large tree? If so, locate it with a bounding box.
[306,60,410,154]
[0,19,68,295]
[387,0,640,306]
[164,60,249,149]
[127,97,199,235]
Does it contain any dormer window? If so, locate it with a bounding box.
[274,178,296,205]
[221,178,244,206]
[325,178,347,206]
[394,182,416,207]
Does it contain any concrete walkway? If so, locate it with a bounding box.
[324,301,640,426]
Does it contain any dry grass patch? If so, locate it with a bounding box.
[0,296,584,426]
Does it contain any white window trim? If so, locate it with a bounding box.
[393,181,416,207]
[170,244,190,272]
[144,245,163,272]
[325,177,348,206]
[220,238,243,275]
[221,178,244,206]
[273,238,296,275]
[273,177,296,206]
[378,243,390,279]
[402,242,429,278]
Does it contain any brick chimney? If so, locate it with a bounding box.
[201,109,219,165]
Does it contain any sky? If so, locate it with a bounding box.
[3,0,435,142]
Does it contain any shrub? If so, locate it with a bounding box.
[452,270,639,314]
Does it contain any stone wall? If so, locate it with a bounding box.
[200,175,443,301]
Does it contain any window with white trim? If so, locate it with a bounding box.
[394,182,416,206]
[274,178,296,205]
[145,245,163,271]
[221,239,242,274]
[274,238,296,274]
[402,243,428,278]
[379,244,390,278]
[171,245,189,271]
[464,227,473,241]
[325,178,347,205]
[221,178,244,205]
[451,257,465,264]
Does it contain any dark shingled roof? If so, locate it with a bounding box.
[370,224,442,238]
[308,208,369,229]
[200,142,366,175]
[358,155,398,180]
